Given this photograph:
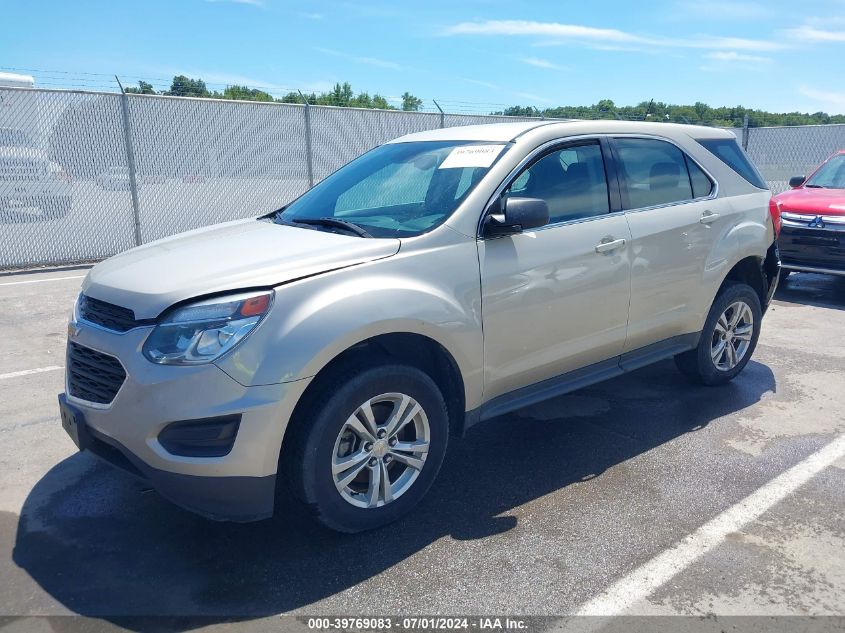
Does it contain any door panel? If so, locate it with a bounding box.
[479,214,632,401]
[610,137,727,352]
[623,198,730,351]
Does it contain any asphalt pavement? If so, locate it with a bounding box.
[0,268,843,631]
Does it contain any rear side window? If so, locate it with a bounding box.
[614,138,693,209]
[687,157,714,198]
[697,138,767,190]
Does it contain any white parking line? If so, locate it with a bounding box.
[0,366,64,380]
[0,274,85,287]
[575,433,845,616]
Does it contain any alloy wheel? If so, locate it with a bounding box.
[331,392,430,509]
[711,300,754,371]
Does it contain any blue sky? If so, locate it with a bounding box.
[2,0,845,113]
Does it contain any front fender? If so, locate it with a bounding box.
[216,242,484,408]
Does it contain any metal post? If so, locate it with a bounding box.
[115,76,143,246]
[299,90,315,188]
[742,114,750,151]
[433,100,445,129]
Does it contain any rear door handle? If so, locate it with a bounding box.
[700,211,720,224]
[595,238,626,253]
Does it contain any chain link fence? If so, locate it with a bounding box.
[1,86,843,269]
[0,89,137,267]
[746,124,845,194]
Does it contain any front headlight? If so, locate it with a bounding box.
[143,291,274,365]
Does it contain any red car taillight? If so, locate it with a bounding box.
[769,197,782,237]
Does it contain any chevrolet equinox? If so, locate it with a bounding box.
[59,121,781,532]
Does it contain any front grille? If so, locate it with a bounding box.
[78,295,142,332]
[781,212,845,231]
[67,342,127,405]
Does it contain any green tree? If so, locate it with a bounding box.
[125,80,156,95]
[326,82,354,107]
[167,75,209,97]
[133,75,845,126]
[222,85,273,102]
[371,94,392,109]
[498,105,540,117]
[401,92,423,112]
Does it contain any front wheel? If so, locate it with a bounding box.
[284,364,449,533]
[675,282,762,386]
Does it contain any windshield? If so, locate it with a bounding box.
[277,141,507,238]
[806,154,845,189]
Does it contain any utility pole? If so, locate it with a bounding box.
[433,100,445,128]
[299,90,315,188]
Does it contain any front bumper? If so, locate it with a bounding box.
[59,394,276,521]
[778,221,845,276]
[60,322,311,521]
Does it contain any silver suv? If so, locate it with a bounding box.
[59,121,780,532]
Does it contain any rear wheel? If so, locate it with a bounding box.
[284,363,449,533]
[675,282,762,385]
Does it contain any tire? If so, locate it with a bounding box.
[283,363,449,533]
[675,282,762,386]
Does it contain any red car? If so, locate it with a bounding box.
[774,151,845,277]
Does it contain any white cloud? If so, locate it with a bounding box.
[446,20,641,43]
[443,19,782,52]
[314,47,400,70]
[675,1,768,19]
[314,46,343,56]
[519,56,559,69]
[784,25,845,42]
[205,0,264,6]
[800,86,845,110]
[355,56,401,69]
[464,78,500,90]
[705,51,771,63]
[514,92,552,103]
[298,11,324,20]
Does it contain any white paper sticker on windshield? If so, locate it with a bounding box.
[438,144,505,169]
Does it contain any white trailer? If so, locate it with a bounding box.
[0,72,35,88]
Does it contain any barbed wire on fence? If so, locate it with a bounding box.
[0,66,761,125]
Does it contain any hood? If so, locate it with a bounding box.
[774,187,845,216]
[83,219,400,319]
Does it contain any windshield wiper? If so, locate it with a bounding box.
[805,184,826,188]
[288,217,373,238]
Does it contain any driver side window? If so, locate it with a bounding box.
[507,142,611,224]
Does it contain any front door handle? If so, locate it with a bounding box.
[700,210,720,224]
[595,238,626,253]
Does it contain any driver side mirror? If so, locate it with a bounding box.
[483,196,549,237]
[788,175,806,188]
